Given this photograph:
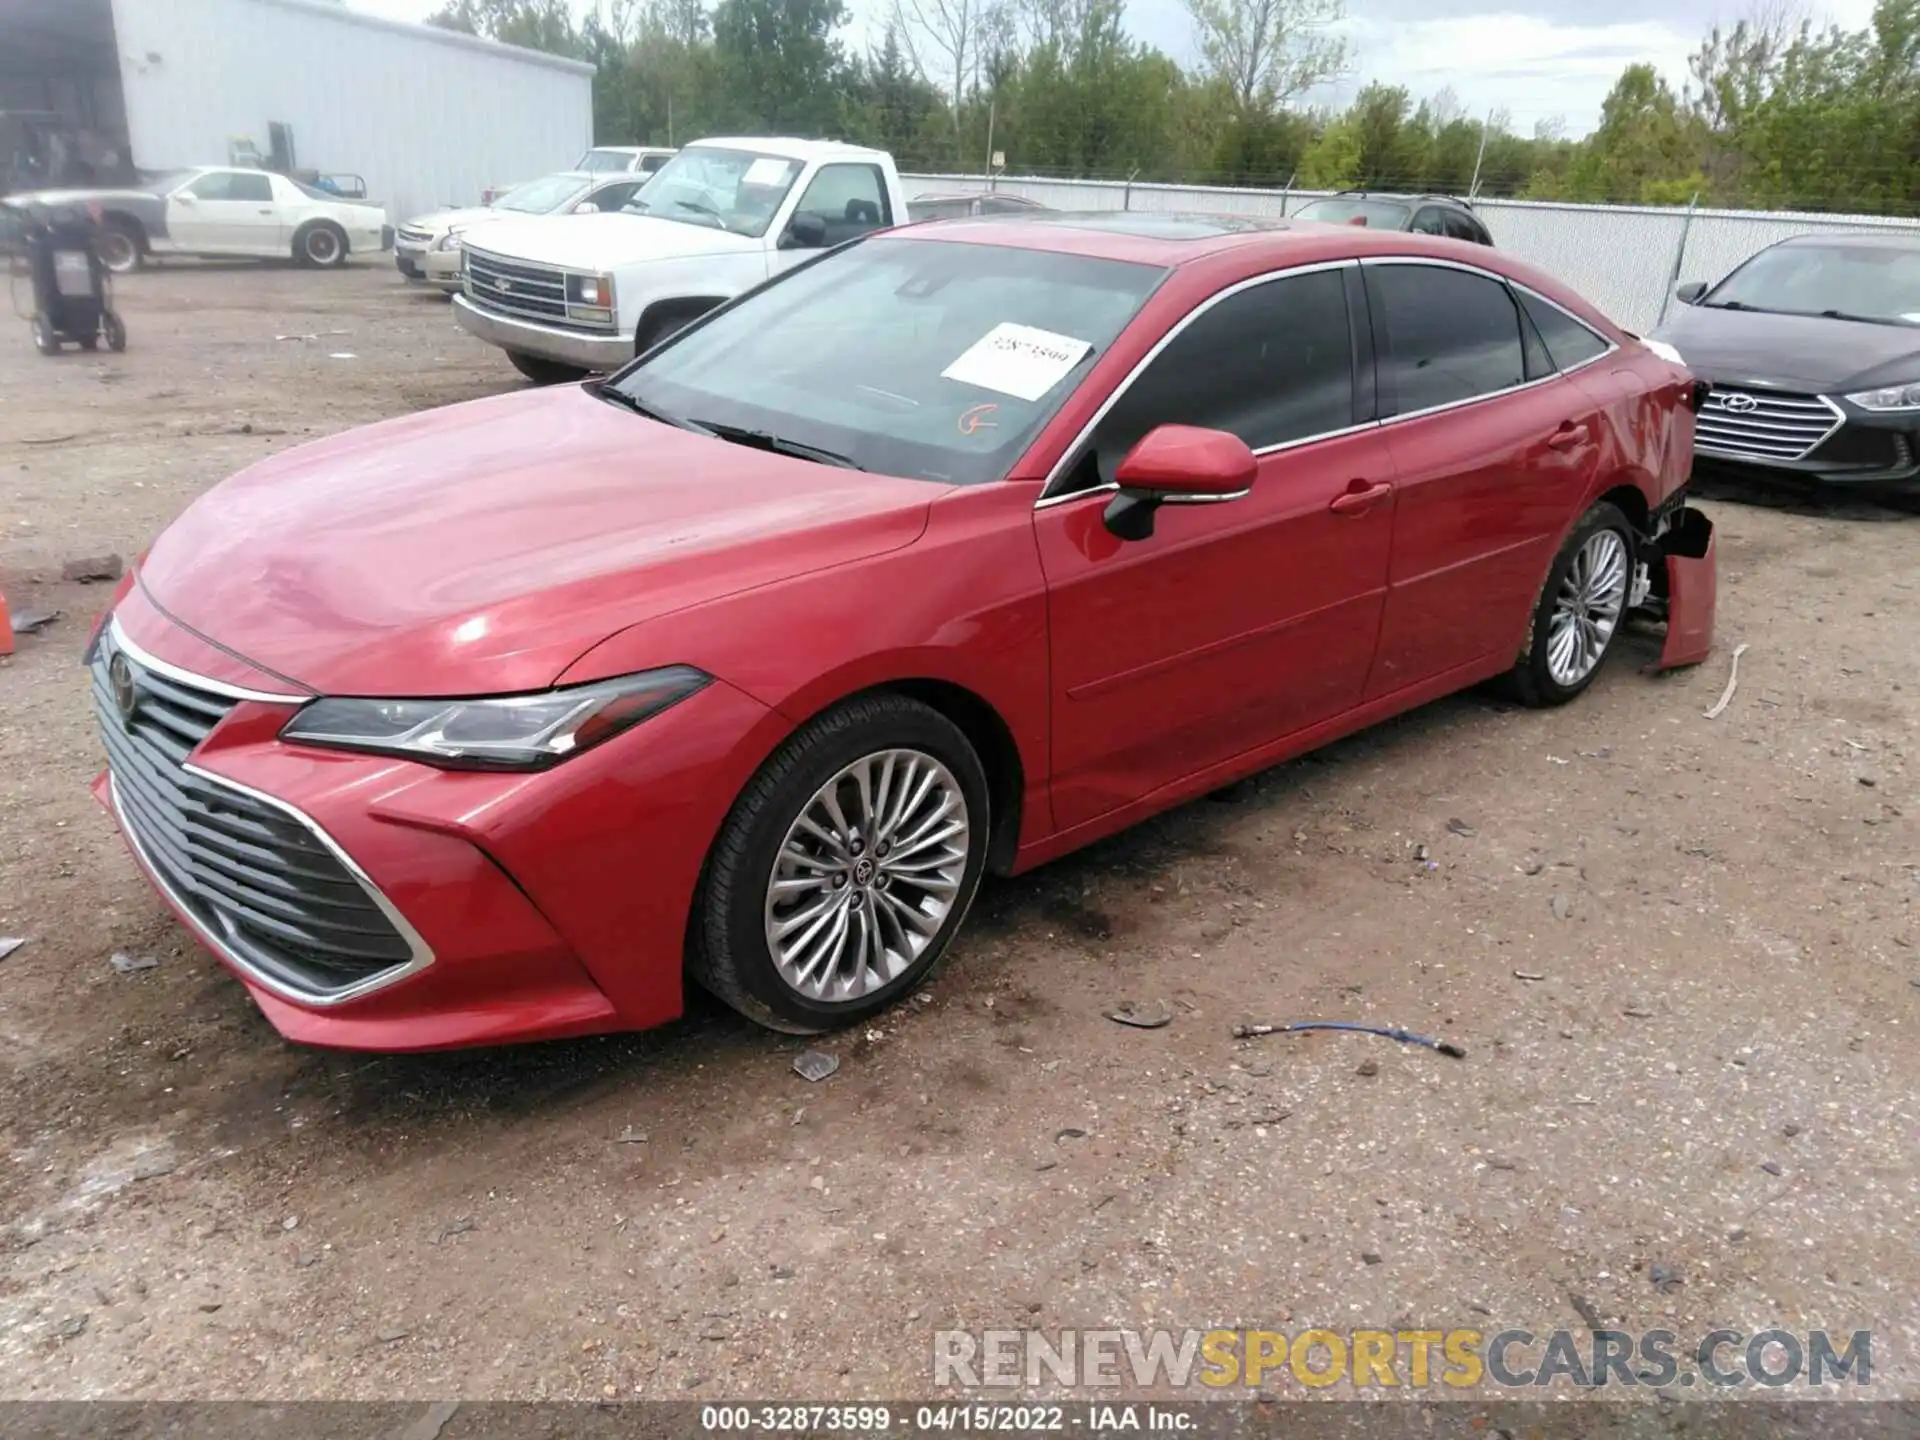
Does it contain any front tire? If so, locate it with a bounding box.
[31,315,59,355]
[693,694,990,1033]
[295,222,347,268]
[505,351,588,385]
[1506,501,1634,707]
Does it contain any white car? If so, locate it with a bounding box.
[575,145,677,176]
[394,171,655,292]
[452,137,909,383]
[11,166,390,272]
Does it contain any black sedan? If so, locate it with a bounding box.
[1654,231,1920,490]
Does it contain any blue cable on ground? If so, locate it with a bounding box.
[1232,1019,1468,1059]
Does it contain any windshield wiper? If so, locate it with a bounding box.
[590,382,711,434]
[692,418,864,470]
[1704,299,1760,311]
[1817,308,1911,327]
[674,198,721,218]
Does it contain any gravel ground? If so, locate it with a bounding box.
[0,263,1915,1403]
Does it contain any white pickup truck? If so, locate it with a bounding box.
[451,137,910,383]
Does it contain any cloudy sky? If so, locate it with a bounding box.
[349,0,1879,137]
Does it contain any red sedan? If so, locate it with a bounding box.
[89,212,1718,1050]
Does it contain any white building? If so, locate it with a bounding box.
[1,0,594,220]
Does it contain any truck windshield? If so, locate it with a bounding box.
[611,236,1167,485]
[495,174,590,213]
[622,147,804,238]
[577,149,636,173]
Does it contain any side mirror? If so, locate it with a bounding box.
[574,201,598,214]
[780,212,827,250]
[174,193,196,205]
[1103,425,1257,541]
[1674,280,1707,305]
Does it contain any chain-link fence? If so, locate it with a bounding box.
[904,172,1920,334]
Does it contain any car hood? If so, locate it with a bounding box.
[136,386,940,697]
[462,211,759,270]
[403,204,494,235]
[1651,303,1920,393]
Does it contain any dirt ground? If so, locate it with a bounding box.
[0,262,1915,1404]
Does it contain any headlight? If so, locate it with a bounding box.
[434,228,467,252]
[1844,382,1920,411]
[279,666,709,770]
[568,272,614,308]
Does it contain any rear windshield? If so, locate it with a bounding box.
[616,237,1168,485]
[1294,198,1412,229]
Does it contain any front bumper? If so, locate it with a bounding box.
[423,247,464,291]
[91,595,784,1050]
[452,293,630,371]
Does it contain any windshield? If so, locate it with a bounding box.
[578,149,635,173]
[1294,198,1412,229]
[613,237,1167,484]
[1706,241,1920,325]
[620,147,804,237]
[496,173,589,214]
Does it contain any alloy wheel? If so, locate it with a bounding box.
[763,748,970,1004]
[1547,528,1629,687]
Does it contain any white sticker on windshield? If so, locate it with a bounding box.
[941,323,1093,403]
[742,158,794,188]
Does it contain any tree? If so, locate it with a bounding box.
[1181,0,1348,116]
[1297,114,1360,187]
[710,0,849,134]
[426,0,583,56]
[892,0,999,117]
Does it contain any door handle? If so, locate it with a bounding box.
[258,208,274,214]
[1546,423,1588,450]
[1328,479,1394,516]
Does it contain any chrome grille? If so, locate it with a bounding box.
[396,225,434,246]
[92,628,419,1002]
[463,245,570,324]
[1694,386,1843,462]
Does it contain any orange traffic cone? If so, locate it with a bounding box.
[0,587,13,657]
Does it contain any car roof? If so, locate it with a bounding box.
[889,210,1592,313]
[690,136,889,163]
[1775,229,1920,250]
[588,145,674,156]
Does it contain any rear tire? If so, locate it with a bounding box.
[295,222,347,268]
[31,315,59,356]
[103,311,127,352]
[1505,501,1635,707]
[692,694,990,1034]
[505,351,588,385]
[97,223,141,274]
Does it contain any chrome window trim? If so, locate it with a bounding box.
[1034,254,1624,510]
[110,615,306,705]
[1036,258,1362,505]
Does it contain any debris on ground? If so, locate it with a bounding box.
[0,936,28,962]
[61,553,123,583]
[1055,1127,1089,1143]
[54,1315,88,1340]
[431,1217,475,1245]
[1704,642,1752,719]
[1445,818,1476,837]
[9,608,58,635]
[1233,1019,1467,1059]
[1760,1161,1784,1176]
[1355,1058,1379,1077]
[1521,855,1545,875]
[374,1327,410,1344]
[108,952,158,973]
[792,1050,839,1083]
[1569,1292,1606,1331]
[1105,999,1173,1029]
[1512,969,1547,982]
[1551,894,1574,920]
[1649,1260,1685,1293]
[616,1126,649,1144]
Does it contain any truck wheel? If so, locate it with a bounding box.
[97,222,142,274]
[506,351,587,385]
[31,315,60,356]
[103,311,128,353]
[295,222,348,268]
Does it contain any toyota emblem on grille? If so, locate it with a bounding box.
[1723,394,1758,412]
[108,653,139,729]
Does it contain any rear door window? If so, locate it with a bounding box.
[1516,290,1611,371]
[1077,267,1356,487]
[1367,263,1527,414]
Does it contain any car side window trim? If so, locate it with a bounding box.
[1358,256,1618,424]
[1036,258,1367,506]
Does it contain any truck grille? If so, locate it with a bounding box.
[464,245,571,324]
[93,627,422,1003]
[1694,386,1843,462]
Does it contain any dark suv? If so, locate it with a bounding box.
[1292,192,1494,246]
